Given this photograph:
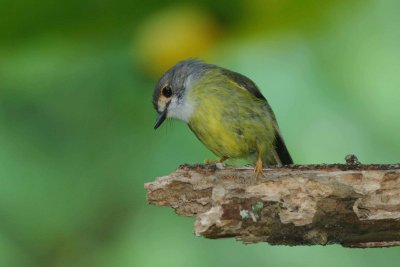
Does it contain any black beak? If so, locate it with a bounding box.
[154,109,167,129]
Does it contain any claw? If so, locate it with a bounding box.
[204,156,228,165]
[254,157,266,178]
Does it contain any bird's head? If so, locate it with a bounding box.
[152,59,210,129]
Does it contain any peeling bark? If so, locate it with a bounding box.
[145,163,400,247]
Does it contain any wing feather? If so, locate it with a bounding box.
[221,68,293,165]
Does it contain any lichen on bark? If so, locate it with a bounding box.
[145,163,400,248]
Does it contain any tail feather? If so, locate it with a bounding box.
[274,132,293,165]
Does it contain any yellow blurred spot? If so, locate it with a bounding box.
[135,6,220,77]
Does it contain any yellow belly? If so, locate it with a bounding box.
[187,72,276,164]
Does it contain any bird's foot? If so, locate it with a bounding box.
[204,156,228,165]
[254,158,266,178]
[204,159,219,164]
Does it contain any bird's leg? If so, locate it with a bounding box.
[204,156,228,164]
[254,156,265,178]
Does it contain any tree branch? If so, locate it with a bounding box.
[145,161,400,248]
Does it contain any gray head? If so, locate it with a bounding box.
[153,59,212,129]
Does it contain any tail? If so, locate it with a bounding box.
[274,132,293,165]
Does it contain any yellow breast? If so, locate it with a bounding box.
[187,70,275,162]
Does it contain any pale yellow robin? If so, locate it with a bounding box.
[152,59,293,176]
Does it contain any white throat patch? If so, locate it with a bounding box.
[167,92,195,123]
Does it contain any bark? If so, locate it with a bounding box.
[145,161,400,248]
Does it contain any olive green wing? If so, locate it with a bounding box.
[220,68,277,119]
[221,68,293,165]
[220,68,267,100]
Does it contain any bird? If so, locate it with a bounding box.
[152,59,293,176]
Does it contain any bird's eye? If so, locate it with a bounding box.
[162,86,172,98]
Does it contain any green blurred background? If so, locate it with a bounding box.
[1,0,400,266]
